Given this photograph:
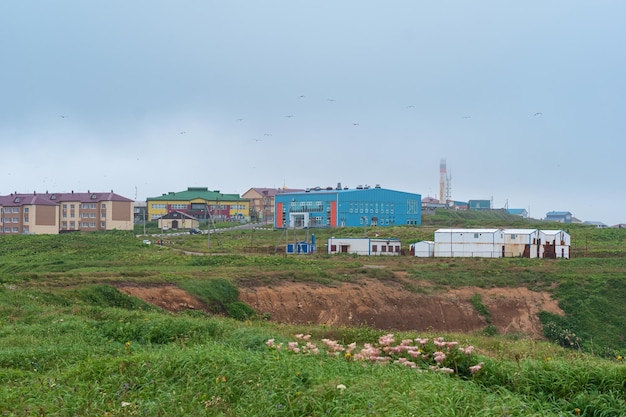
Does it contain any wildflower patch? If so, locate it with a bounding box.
[267,333,486,379]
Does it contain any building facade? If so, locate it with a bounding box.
[146,187,250,223]
[327,237,402,256]
[428,228,569,259]
[0,191,134,234]
[274,186,422,229]
[434,228,504,258]
[242,187,304,222]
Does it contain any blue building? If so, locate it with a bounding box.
[274,186,421,229]
[545,211,573,223]
[507,208,529,218]
[468,199,491,210]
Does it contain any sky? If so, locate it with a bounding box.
[2,1,625,225]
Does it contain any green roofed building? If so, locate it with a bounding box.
[146,187,249,223]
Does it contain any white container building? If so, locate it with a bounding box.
[328,237,401,256]
[434,228,504,258]
[502,229,539,258]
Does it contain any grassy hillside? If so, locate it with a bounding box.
[1,217,626,415]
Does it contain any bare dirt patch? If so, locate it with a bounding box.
[116,274,564,338]
[116,283,207,313]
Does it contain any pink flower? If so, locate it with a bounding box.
[459,345,475,355]
[434,352,446,364]
[469,362,484,374]
[415,338,429,345]
[394,358,417,368]
[439,367,454,374]
[266,339,275,347]
[379,334,395,346]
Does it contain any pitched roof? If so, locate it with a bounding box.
[0,191,133,206]
[0,194,58,206]
[244,187,306,198]
[147,187,244,202]
[546,211,572,216]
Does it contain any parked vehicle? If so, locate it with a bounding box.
[189,228,202,234]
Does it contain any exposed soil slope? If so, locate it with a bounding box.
[117,273,564,338]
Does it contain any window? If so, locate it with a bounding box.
[62,204,67,209]
[70,204,75,209]
[70,221,75,228]
[23,207,29,213]
[90,213,96,218]
[70,213,75,218]
[101,213,106,219]
[23,226,28,233]
[12,227,18,233]
[474,233,479,238]
[100,222,106,228]
[12,217,18,223]
[90,222,96,228]
[12,207,19,213]
[372,245,378,252]
[510,234,517,240]
[62,221,67,229]
[62,213,67,218]
[101,203,106,209]
[24,216,28,223]
[330,245,337,252]
[381,245,387,253]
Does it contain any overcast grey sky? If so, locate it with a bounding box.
[2,1,625,225]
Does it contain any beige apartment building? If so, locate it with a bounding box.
[242,187,304,222]
[0,191,134,234]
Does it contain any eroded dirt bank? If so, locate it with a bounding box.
[118,277,564,338]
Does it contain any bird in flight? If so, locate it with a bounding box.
[285,115,294,118]
[534,112,543,116]
[264,133,272,136]
[462,115,472,119]
[406,105,415,109]
[252,138,262,142]
[298,95,306,99]
[179,131,187,135]
[352,123,360,126]
[327,98,336,102]
[59,115,69,118]
[236,118,244,122]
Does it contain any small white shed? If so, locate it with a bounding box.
[411,241,435,257]
[328,237,401,256]
[434,228,504,258]
[539,230,570,259]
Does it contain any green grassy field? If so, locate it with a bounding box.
[1,212,625,416]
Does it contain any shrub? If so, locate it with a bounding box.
[226,301,256,321]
